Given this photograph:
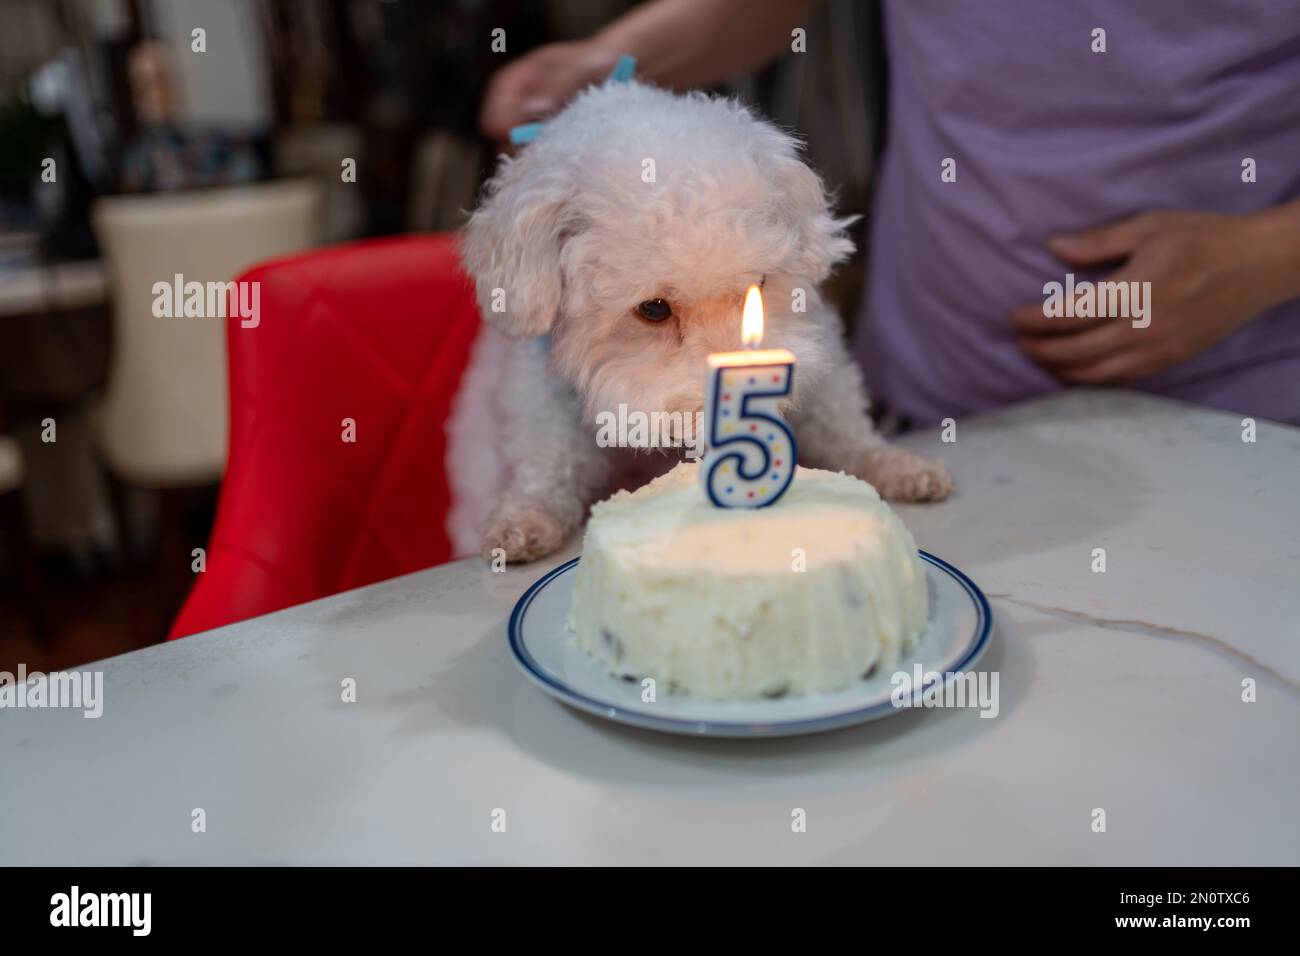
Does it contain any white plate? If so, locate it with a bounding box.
[508,551,992,738]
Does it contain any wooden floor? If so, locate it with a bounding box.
[0,554,184,673]
[0,489,216,673]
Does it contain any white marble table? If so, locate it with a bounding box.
[2,390,1297,865]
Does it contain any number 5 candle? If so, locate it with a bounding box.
[701,285,797,508]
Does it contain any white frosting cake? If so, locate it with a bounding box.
[567,462,928,699]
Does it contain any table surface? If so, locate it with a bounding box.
[2,389,1297,865]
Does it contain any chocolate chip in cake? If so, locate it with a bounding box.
[601,628,624,662]
[838,567,865,608]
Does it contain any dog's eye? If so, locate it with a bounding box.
[636,298,673,322]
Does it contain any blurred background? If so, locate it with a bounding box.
[0,0,881,672]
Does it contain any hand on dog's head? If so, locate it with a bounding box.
[461,80,855,423]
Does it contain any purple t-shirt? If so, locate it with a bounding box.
[856,0,1300,425]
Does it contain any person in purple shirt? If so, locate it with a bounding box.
[481,0,1300,425]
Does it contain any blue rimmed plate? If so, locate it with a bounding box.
[508,551,992,738]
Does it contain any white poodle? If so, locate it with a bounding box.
[459,79,952,563]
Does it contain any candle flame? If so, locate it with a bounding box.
[741,284,764,348]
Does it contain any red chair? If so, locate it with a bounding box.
[169,234,482,639]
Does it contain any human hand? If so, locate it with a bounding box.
[480,40,624,145]
[1011,207,1300,384]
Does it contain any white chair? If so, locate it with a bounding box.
[92,179,321,487]
[276,124,365,241]
[407,130,480,234]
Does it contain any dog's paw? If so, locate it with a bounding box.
[852,447,954,502]
[482,504,567,564]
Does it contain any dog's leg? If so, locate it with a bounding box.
[792,340,954,502]
[482,340,610,563]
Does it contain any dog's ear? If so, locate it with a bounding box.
[461,154,573,338]
[775,157,857,283]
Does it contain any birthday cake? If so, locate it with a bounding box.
[567,461,928,699]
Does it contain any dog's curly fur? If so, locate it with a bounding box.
[460,80,952,563]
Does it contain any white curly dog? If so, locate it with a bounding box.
[458,79,952,563]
